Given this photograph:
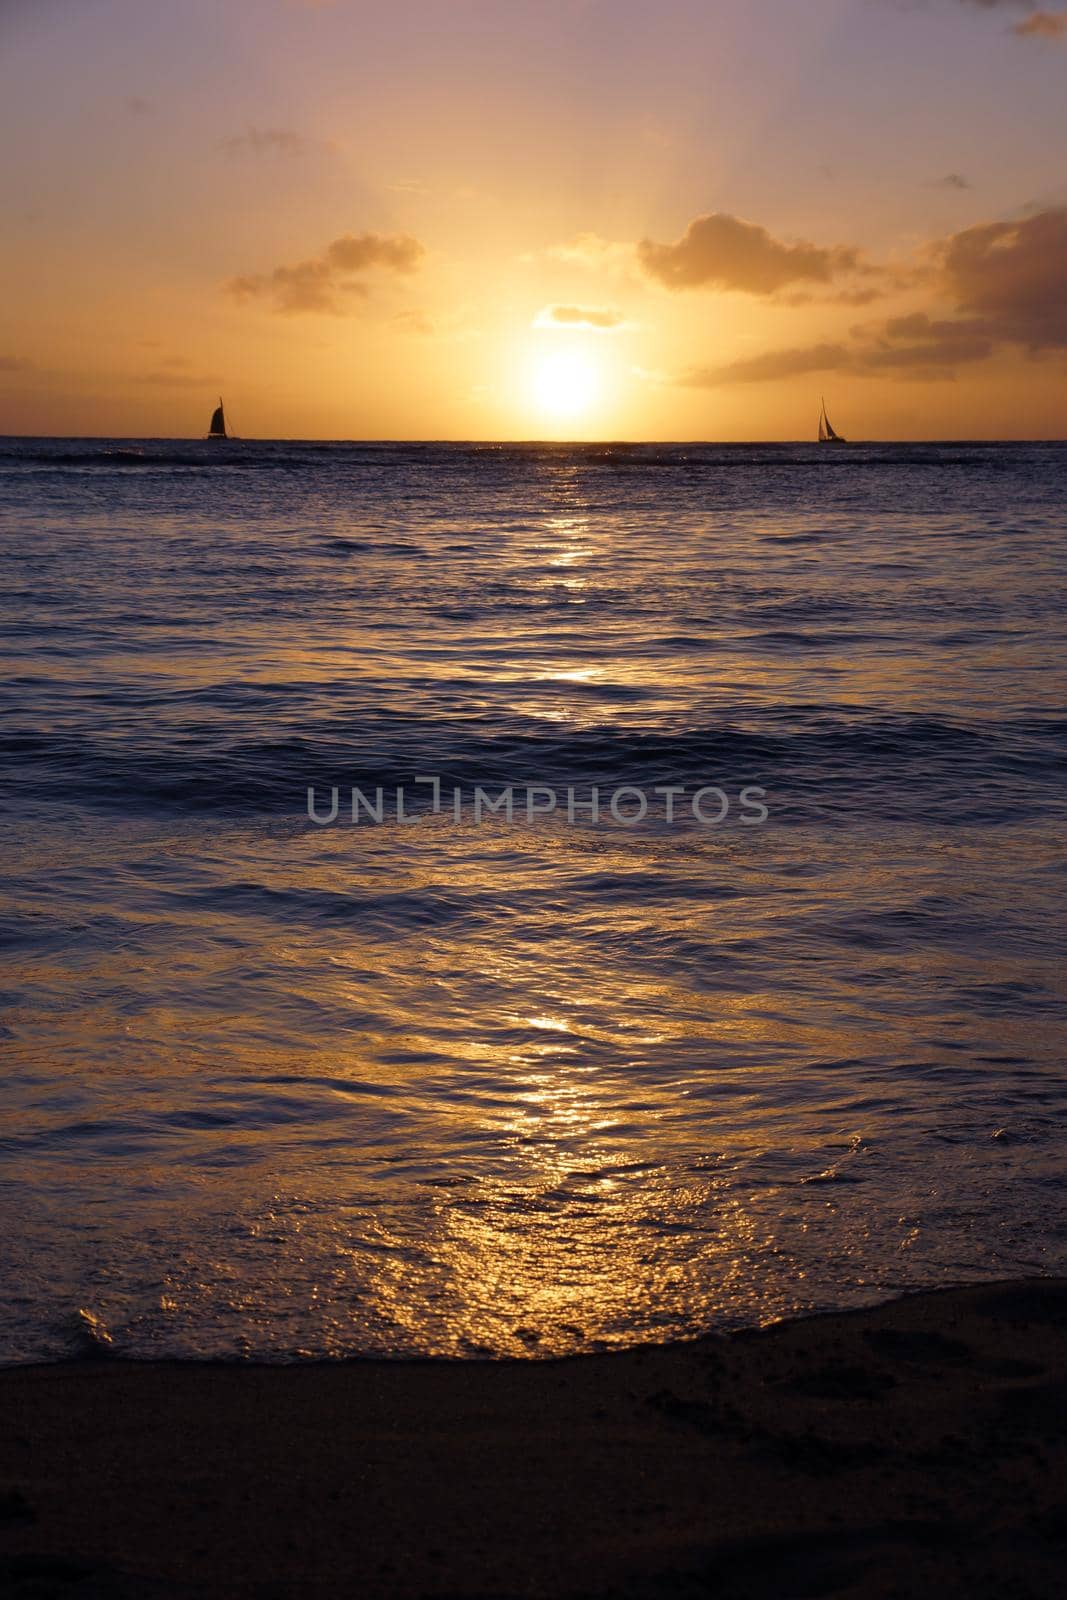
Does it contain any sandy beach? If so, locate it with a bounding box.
[1,1278,1065,1599]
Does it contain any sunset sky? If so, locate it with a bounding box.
[2,0,1067,440]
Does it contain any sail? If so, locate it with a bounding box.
[208,400,226,439]
[819,397,845,443]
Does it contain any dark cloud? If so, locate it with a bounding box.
[826,285,889,306]
[536,305,625,330]
[0,356,30,373]
[863,313,994,369]
[932,173,972,189]
[637,213,865,296]
[683,206,1067,384]
[941,206,1067,346]
[687,316,992,386]
[227,232,425,314]
[682,343,851,385]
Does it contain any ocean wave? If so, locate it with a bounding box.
[0,712,1063,819]
[2,438,1066,1364]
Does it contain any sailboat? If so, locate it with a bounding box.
[818,397,846,444]
[207,397,228,440]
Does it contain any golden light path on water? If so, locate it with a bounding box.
[1,439,1065,1362]
[4,789,1062,1360]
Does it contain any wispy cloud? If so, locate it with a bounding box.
[541,234,635,274]
[0,355,30,373]
[391,309,436,336]
[227,232,425,314]
[220,126,309,157]
[533,305,627,331]
[953,0,1067,35]
[931,172,972,189]
[954,1,1031,12]
[137,370,219,389]
[683,342,852,386]
[1012,8,1067,35]
[391,308,480,341]
[684,316,994,386]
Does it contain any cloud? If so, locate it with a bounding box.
[0,355,29,373]
[686,315,994,386]
[391,309,436,336]
[137,370,219,389]
[779,284,889,308]
[864,314,995,369]
[227,232,425,314]
[392,308,480,342]
[682,206,1067,385]
[637,213,866,296]
[124,96,153,116]
[1012,9,1067,34]
[931,172,972,189]
[221,126,308,157]
[533,305,626,330]
[683,343,851,386]
[940,206,1067,345]
[541,233,636,275]
[953,0,1067,33]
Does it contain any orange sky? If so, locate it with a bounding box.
[2,0,1067,439]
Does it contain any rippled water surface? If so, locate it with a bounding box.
[1,437,1065,1362]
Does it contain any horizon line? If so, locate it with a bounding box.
[3,433,1067,447]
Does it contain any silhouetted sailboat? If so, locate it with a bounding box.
[207,398,227,440]
[818,397,846,444]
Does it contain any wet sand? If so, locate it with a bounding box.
[1,1279,1065,1599]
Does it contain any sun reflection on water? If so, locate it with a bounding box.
[3,446,1066,1361]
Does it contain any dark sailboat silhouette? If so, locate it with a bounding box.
[818,397,846,444]
[207,398,227,440]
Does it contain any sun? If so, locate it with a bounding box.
[530,349,601,419]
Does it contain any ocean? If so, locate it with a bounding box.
[1,436,1065,1362]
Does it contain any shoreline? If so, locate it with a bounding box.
[2,1278,1065,1598]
